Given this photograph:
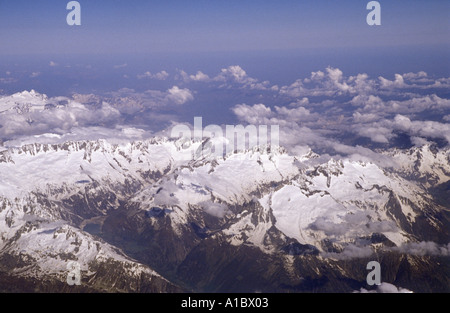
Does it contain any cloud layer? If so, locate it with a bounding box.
[1,65,448,164]
[355,282,413,293]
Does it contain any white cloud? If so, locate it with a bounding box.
[352,112,379,123]
[176,70,189,82]
[355,283,413,293]
[275,106,311,120]
[200,201,229,218]
[392,241,450,256]
[49,61,58,67]
[357,126,391,143]
[378,71,449,90]
[2,65,449,163]
[431,77,450,88]
[231,102,401,165]
[212,65,272,90]
[403,71,427,81]
[278,67,448,106]
[215,65,249,84]
[154,71,169,80]
[137,71,153,79]
[386,94,450,114]
[189,71,210,82]
[279,79,305,97]
[410,136,431,147]
[290,97,309,107]
[326,67,351,93]
[349,73,376,94]
[379,74,405,88]
[152,180,180,206]
[393,115,450,144]
[280,67,375,97]
[232,103,273,124]
[137,70,169,80]
[113,63,128,69]
[101,86,194,114]
[176,70,211,83]
[223,66,449,165]
[4,125,152,147]
[166,86,194,105]
[350,95,384,110]
[0,77,18,84]
[0,91,121,140]
[322,244,374,260]
[393,114,412,130]
[233,103,314,126]
[400,71,438,85]
[310,70,325,81]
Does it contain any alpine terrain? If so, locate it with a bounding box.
[0,91,449,292]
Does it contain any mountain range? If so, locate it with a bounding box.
[0,91,449,292]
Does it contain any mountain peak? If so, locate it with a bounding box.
[11,89,47,100]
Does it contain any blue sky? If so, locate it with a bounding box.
[0,0,448,54]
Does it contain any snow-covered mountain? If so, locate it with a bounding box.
[0,89,448,292]
[0,90,50,114]
[0,133,448,292]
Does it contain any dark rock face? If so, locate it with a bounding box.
[0,252,183,293]
[145,207,166,218]
[96,202,450,293]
